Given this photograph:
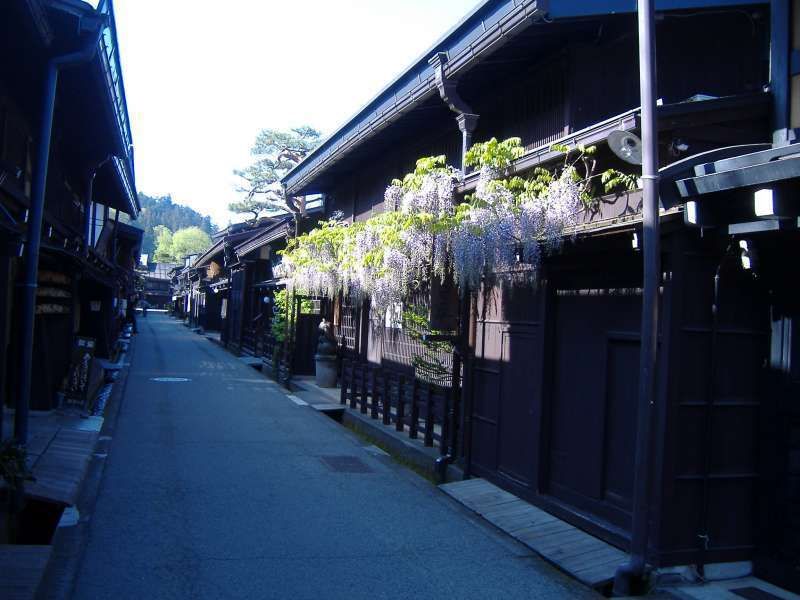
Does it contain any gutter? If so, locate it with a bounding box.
[15,15,108,447]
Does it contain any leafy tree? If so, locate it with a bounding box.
[152,226,212,262]
[152,225,175,262]
[171,227,212,259]
[230,126,321,222]
[131,193,216,258]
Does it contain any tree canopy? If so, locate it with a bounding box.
[153,226,212,263]
[131,193,215,257]
[230,126,321,222]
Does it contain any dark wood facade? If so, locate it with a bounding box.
[0,0,140,418]
[278,0,800,587]
[465,223,770,566]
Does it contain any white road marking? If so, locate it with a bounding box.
[287,395,308,406]
[150,377,191,382]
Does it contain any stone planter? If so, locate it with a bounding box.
[314,354,337,387]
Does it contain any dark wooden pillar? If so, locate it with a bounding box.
[772,0,791,142]
[0,253,12,437]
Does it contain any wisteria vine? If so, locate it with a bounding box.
[276,137,636,319]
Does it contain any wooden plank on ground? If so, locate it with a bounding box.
[440,478,627,588]
[26,427,98,505]
[0,545,52,600]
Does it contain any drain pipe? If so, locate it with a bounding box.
[428,52,479,174]
[696,244,734,576]
[84,155,114,256]
[15,21,107,446]
[613,0,660,595]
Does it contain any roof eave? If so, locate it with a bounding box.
[282,0,545,195]
[282,0,769,197]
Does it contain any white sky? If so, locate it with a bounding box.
[113,0,479,228]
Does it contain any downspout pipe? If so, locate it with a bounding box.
[14,21,107,446]
[613,0,660,595]
[83,175,95,254]
[429,52,479,174]
[84,155,114,256]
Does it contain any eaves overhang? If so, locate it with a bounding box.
[23,0,54,45]
[282,0,546,196]
[38,0,138,224]
[112,155,138,216]
[456,92,770,195]
[664,143,800,231]
[193,239,225,269]
[674,145,800,198]
[234,219,292,258]
[282,0,768,197]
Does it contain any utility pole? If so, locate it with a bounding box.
[614,0,660,595]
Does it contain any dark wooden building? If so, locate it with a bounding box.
[281,0,800,590]
[0,0,140,420]
[181,217,291,351]
[142,261,180,309]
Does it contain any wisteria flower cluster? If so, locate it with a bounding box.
[279,137,635,318]
[279,156,462,317]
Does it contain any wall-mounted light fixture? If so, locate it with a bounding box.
[754,188,775,217]
[685,201,699,225]
[739,239,758,271]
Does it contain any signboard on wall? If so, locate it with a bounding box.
[64,336,96,409]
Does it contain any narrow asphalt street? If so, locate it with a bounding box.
[70,314,595,599]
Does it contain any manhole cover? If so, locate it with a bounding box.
[320,455,373,473]
[150,377,191,382]
[731,588,784,600]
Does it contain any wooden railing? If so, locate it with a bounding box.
[339,358,455,454]
[241,314,265,356]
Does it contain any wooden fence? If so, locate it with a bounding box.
[339,358,454,454]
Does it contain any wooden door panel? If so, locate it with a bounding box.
[547,289,642,530]
[497,329,539,486]
[602,337,639,512]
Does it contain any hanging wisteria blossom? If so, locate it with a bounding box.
[279,138,635,318]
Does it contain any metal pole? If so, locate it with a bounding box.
[14,24,106,446]
[614,0,660,595]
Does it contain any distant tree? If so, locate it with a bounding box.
[152,226,212,262]
[230,126,321,222]
[152,225,175,262]
[171,227,212,259]
[132,193,216,257]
